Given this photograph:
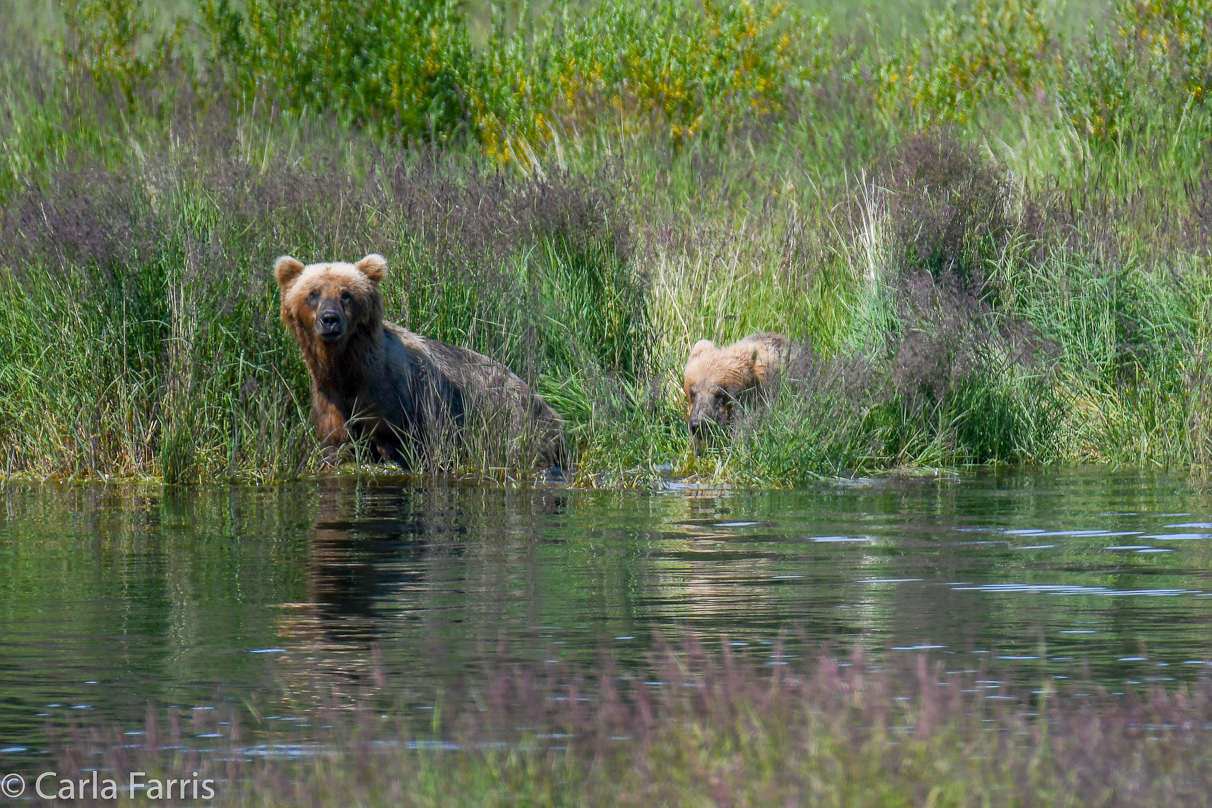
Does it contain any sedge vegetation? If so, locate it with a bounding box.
[0,0,1209,484]
[44,640,1212,807]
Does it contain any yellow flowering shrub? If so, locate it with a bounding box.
[870,0,1058,126]
[466,0,829,165]
[61,0,1212,157]
[1062,0,1211,143]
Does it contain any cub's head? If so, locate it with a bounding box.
[273,254,387,348]
[683,339,757,435]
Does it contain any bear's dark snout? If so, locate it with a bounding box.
[316,302,346,341]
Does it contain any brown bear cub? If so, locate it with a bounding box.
[682,332,793,436]
[274,253,566,470]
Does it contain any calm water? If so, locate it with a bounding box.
[4,470,1212,758]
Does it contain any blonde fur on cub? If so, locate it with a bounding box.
[682,332,793,435]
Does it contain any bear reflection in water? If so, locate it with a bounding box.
[273,482,569,701]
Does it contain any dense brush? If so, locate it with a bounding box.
[0,0,1209,483]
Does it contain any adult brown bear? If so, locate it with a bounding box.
[274,253,566,471]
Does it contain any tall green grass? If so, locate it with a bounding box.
[0,0,1209,484]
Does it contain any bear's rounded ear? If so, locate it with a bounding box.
[355,253,387,282]
[274,256,305,289]
[689,339,714,359]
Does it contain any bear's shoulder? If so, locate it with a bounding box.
[380,323,523,394]
[383,320,427,352]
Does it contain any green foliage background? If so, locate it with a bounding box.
[0,0,1210,483]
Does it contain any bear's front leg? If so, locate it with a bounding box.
[311,390,349,469]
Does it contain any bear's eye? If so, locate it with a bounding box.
[306,289,319,305]
[340,290,352,303]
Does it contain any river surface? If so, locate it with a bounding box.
[3,469,1212,759]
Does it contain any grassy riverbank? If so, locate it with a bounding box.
[40,640,1212,807]
[0,0,1209,484]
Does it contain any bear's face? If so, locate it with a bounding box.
[274,254,387,347]
[683,339,753,435]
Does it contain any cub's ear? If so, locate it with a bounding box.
[274,256,305,289]
[355,253,387,282]
[689,339,714,359]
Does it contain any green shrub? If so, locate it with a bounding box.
[468,0,829,163]
[198,0,472,137]
[1061,0,1211,146]
[59,0,183,107]
[869,0,1058,126]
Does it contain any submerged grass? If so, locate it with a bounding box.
[39,638,1212,806]
[0,0,1210,484]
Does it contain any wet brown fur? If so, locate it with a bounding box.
[275,254,566,470]
[682,332,792,433]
